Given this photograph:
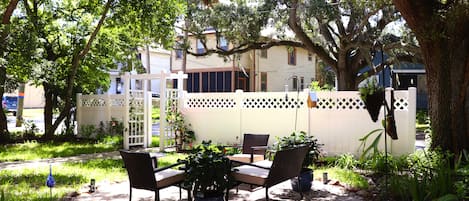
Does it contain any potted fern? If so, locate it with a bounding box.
[359,76,384,122]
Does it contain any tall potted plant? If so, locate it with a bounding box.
[359,76,384,122]
[185,141,232,201]
[274,131,322,192]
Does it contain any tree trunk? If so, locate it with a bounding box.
[393,0,469,154]
[423,40,469,153]
[0,66,9,139]
[336,50,357,90]
[43,84,54,139]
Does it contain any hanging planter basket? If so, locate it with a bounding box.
[363,90,384,122]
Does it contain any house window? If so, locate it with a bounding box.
[188,71,232,92]
[300,77,304,89]
[175,49,183,59]
[197,39,205,54]
[288,48,296,65]
[260,49,268,58]
[292,76,298,90]
[261,72,267,92]
[308,52,312,61]
[219,36,228,51]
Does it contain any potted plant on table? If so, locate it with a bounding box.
[359,75,384,122]
[274,131,322,192]
[185,141,232,201]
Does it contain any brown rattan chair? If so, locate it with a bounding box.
[227,133,270,163]
[120,150,188,201]
[229,145,310,200]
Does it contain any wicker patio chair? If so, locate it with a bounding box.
[229,145,310,200]
[227,133,270,163]
[119,150,188,201]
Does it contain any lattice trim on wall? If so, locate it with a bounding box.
[317,98,364,110]
[337,98,365,110]
[243,97,304,109]
[82,98,106,107]
[186,98,236,108]
[316,97,409,111]
[110,98,125,107]
[394,97,409,111]
[317,98,336,110]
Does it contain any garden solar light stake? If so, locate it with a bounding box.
[46,164,55,200]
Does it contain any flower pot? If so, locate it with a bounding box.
[290,168,312,192]
[363,91,384,122]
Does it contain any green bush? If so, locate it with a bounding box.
[416,110,428,125]
[387,150,463,201]
[359,152,407,174]
[151,136,160,147]
[334,153,359,169]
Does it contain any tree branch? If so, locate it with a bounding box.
[288,0,337,68]
[349,8,381,42]
[77,0,112,60]
[392,0,436,35]
[186,40,304,56]
[61,0,113,129]
[2,0,19,24]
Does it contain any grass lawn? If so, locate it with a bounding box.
[0,153,186,201]
[152,107,160,123]
[313,167,369,190]
[0,140,120,162]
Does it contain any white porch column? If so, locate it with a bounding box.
[143,78,149,148]
[159,71,167,151]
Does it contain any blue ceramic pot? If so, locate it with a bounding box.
[291,168,312,192]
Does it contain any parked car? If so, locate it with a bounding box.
[2,96,18,116]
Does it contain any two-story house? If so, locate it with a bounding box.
[107,46,171,95]
[171,31,319,93]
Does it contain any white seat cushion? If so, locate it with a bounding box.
[227,154,265,163]
[232,162,271,186]
[155,169,185,188]
[252,160,272,168]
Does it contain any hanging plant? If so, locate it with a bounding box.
[359,76,384,122]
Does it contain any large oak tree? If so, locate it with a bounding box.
[393,0,469,154]
[184,0,418,90]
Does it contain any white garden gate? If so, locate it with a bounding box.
[121,71,187,150]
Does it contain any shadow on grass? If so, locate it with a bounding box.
[0,141,118,162]
[0,171,87,201]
